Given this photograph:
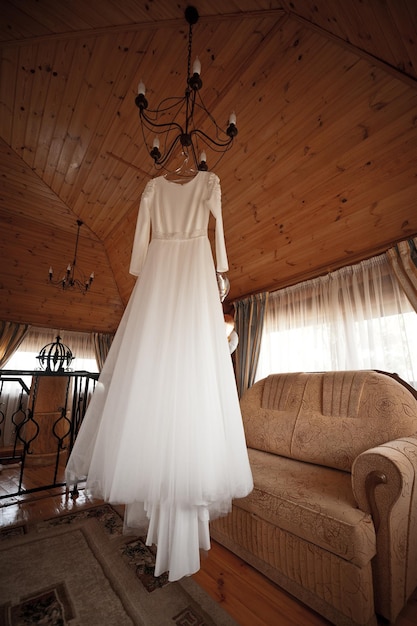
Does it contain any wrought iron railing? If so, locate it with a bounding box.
[0,370,98,499]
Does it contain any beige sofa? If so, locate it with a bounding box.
[210,371,417,626]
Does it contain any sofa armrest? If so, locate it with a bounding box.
[352,436,417,623]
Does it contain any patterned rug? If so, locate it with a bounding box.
[0,504,237,626]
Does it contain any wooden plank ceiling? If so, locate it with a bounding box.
[0,0,416,333]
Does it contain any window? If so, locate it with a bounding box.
[256,255,417,388]
[5,328,98,373]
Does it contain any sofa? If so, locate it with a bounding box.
[210,370,417,626]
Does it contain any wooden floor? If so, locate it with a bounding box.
[1,467,416,626]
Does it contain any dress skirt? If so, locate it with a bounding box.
[65,172,253,581]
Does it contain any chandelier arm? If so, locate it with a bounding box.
[139,95,187,121]
[193,90,221,128]
[144,96,188,115]
[190,128,234,149]
[139,109,151,152]
[140,110,185,136]
[155,134,184,167]
[193,91,235,139]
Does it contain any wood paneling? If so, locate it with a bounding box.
[0,211,124,332]
[0,1,416,332]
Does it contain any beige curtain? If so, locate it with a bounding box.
[234,292,269,398]
[92,332,114,371]
[0,321,31,369]
[387,237,417,312]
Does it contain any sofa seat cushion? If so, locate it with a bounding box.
[233,448,376,567]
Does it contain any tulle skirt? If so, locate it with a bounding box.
[65,234,253,580]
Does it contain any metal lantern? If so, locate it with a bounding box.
[36,336,74,372]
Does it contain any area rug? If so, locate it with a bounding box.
[0,504,237,626]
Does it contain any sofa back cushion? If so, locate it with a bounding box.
[241,371,417,471]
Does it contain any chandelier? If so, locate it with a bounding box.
[134,5,238,171]
[48,220,94,294]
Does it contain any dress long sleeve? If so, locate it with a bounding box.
[129,180,153,276]
[207,174,229,273]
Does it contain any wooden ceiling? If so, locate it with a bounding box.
[1,0,416,333]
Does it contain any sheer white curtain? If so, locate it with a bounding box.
[5,327,99,372]
[256,254,417,388]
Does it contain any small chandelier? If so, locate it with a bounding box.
[48,220,94,294]
[36,336,74,372]
[134,5,238,171]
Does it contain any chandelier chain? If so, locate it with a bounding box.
[187,21,193,83]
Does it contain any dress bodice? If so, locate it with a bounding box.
[129,171,228,275]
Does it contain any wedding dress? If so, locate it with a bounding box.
[65,170,253,581]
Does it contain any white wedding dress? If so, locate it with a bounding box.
[65,171,253,581]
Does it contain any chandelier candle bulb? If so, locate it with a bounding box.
[200,152,207,162]
[138,80,146,95]
[153,137,160,149]
[192,56,201,75]
[229,112,237,125]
